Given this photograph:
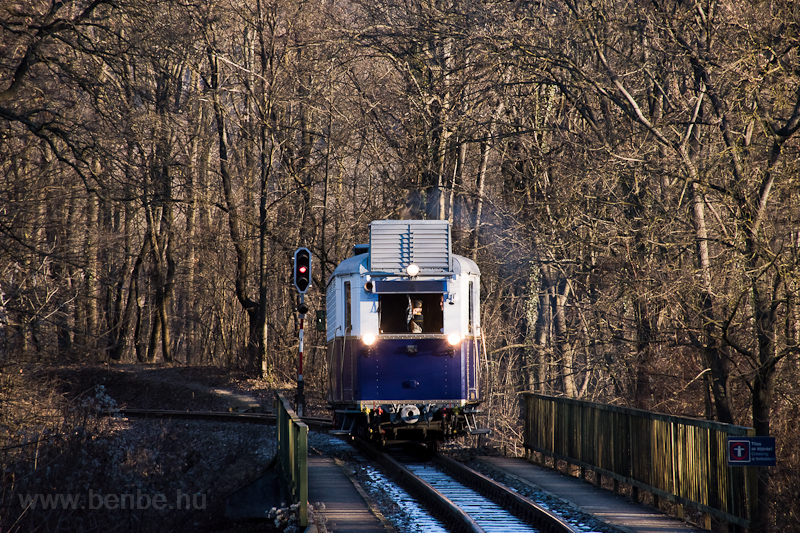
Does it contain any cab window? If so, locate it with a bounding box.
[378,293,443,334]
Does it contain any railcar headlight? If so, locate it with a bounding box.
[446,333,461,346]
[362,334,376,346]
[406,264,420,277]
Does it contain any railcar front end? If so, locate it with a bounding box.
[326,220,487,444]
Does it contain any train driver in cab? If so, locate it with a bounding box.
[408,297,423,333]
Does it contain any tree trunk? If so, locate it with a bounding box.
[107,204,133,361]
[84,180,100,354]
[686,177,734,424]
[549,272,577,396]
[471,139,489,262]
[208,44,261,374]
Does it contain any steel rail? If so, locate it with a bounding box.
[353,439,483,533]
[432,455,582,533]
[353,438,580,533]
[116,407,333,428]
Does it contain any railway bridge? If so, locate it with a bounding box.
[264,391,761,532]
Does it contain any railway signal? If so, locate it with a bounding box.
[293,247,311,293]
[293,247,311,416]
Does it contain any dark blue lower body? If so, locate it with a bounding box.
[327,336,481,407]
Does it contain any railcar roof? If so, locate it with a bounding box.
[327,249,479,285]
[452,254,479,275]
[329,252,369,280]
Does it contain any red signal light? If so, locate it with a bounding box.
[293,248,311,293]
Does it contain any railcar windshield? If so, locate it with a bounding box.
[378,293,443,334]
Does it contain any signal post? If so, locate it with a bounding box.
[293,248,311,417]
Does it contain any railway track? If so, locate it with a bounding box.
[353,439,581,533]
[116,408,585,532]
[117,407,333,428]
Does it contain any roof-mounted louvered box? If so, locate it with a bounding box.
[369,220,452,273]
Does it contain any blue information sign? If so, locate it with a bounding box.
[727,436,776,466]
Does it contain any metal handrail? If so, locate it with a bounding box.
[275,391,308,527]
[522,393,757,530]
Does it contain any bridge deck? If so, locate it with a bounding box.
[479,457,703,533]
[306,451,705,532]
[307,455,389,532]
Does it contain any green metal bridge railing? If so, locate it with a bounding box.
[275,391,308,527]
[522,393,757,530]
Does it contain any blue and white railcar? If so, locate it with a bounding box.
[326,220,486,443]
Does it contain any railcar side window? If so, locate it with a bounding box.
[378,293,443,333]
[344,281,351,332]
[469,281,474,333]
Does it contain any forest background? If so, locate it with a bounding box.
[1,0,798,530]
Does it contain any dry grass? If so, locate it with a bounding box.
[0,365,282,532]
